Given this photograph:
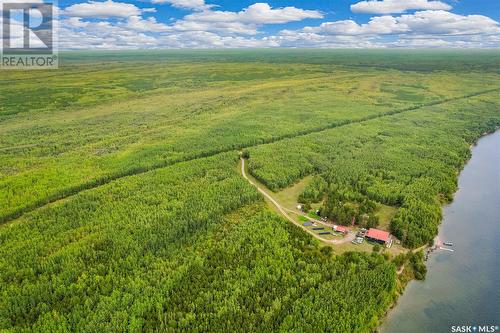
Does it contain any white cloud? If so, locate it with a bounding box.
[150,0,208,10]
[123,15,170,32]
[63,17,90,28]
[392,33,500,48]
[59,21,159,49]
[167,2,323,37]
[351,0,452,14]
[275,9,500,48]
[275,30,385,48]
[185,3,323,25]
[63,0,153,18]
[398,10,500,35]
[58,20,278,49]
[59,1,323,48]
[0,0,43,4]
[156,30,278,48]
[172,20,259,35]
[394,37,454,47]
[300,10,499,37]
[304,16,408,35]
[54,0,499,50]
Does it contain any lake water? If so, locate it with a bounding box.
[380,131,500,333]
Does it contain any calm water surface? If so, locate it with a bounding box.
[380,131,500,333]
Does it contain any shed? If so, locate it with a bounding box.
[333,225,348,234]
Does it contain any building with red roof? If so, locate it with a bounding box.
[333,225,348,234]
[365,228,392,246]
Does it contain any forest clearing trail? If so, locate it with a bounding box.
[240,157,355,245]
[3,87,499,225]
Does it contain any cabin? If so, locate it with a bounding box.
[333,225,348,235]
[365,228,392,247]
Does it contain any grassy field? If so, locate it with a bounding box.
[273,176,313,211]
[1,50,499,331]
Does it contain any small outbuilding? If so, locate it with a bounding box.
[333,225,348,235]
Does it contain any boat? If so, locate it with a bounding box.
[439,247,455,252]
[443,242,453,247]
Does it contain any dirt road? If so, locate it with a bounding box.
[240,157,355,245]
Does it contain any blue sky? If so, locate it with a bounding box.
[8,0,499,49]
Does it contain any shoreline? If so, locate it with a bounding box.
[376,127,500,332]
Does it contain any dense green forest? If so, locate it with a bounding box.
[1,50,499,331]
[0,153,396,331]
[248,92,500,247]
